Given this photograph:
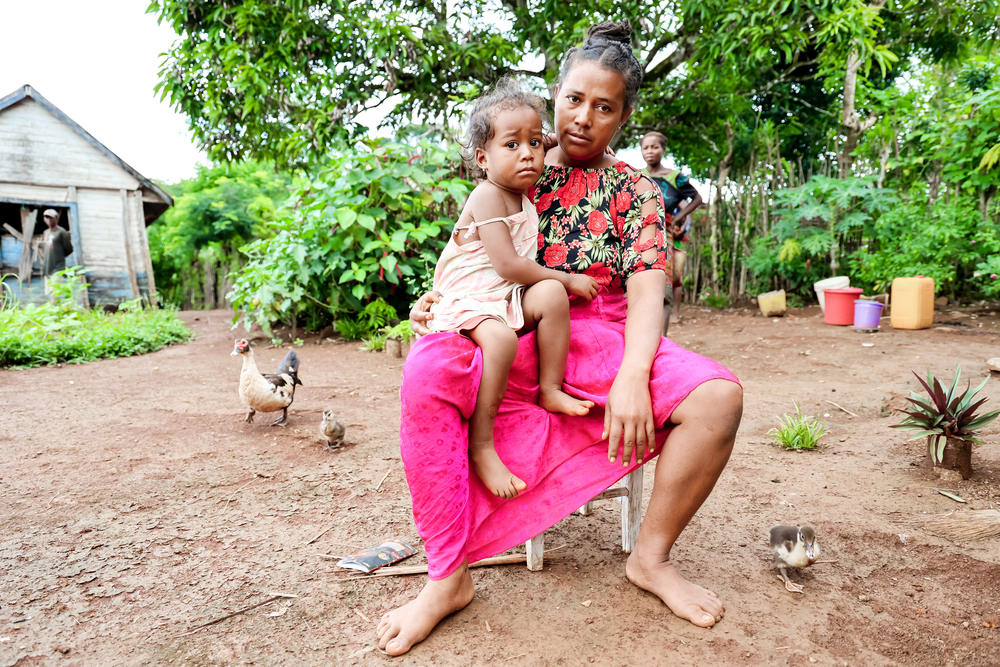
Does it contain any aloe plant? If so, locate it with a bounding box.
[892,365,1000,466]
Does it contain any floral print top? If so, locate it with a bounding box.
[529,161,670,290]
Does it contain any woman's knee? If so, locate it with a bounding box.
[676,379,743,432]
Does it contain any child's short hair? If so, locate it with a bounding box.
[642,131,667,149]
[461,78,549,179]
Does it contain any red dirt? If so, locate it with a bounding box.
[2,306,1000,666]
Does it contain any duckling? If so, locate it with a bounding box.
[321,409,346,449]
[231,339,302,425]
[769,524,820,593]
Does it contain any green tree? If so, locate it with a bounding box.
[150,162,296,308]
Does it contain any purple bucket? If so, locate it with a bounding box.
[854,300,884,330]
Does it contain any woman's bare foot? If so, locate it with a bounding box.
[377,564,475,656]
[539,387,594,416]
[625,550,723,628]
[470,442,527,499]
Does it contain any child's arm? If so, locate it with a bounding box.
[469,189,597,301]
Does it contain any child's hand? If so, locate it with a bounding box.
[565,275,599,302]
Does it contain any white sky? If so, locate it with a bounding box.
[0,0,205,184]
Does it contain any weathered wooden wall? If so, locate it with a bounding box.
[0,95,159,305]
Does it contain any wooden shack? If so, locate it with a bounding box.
[0,84,172,306]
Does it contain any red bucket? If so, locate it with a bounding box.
[824,288,863,325]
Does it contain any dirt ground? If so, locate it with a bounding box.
[3,305,1000,667]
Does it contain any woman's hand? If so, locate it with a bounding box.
[409,291,442,337]
[603,368,656,466]
[564,274,599,302]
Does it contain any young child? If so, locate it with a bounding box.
[427,79,599,499]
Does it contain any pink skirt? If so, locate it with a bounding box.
[399,288,739,579]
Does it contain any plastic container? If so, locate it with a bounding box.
[757,289,787,317]
[813,276,850,313]
[854,300,884,330]
[890,276,935,330]
[824,287,864,325]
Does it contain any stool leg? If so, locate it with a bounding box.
[578,501,593,515]
[621,466,643,553]
[526,534,544,571]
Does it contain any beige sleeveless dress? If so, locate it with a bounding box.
[429,195,539,333]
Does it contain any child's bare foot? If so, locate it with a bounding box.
[539,387,594,417]
[625,550,724,627]
[377,564,475,655]
[470,442,526,499]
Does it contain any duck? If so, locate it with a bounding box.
[769,524,819,593]
[320,409,346,449]
[231,339,302,425]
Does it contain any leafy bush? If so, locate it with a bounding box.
[336,298,398,342]
[0,269,192,368]
[768,403,826,450]
[754,176,898,301]
[850,194,1000,296]
[228,139,471,333]
[149,162,297,309]
[699,291,731,309]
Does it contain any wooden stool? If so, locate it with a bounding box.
[524,465,644,571]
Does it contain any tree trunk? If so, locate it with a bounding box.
[709,121,735,292]
[203,255,216,310]
[18,208,37,282]
[838,2,887,179]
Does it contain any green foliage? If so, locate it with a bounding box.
[227,140,470,334]
[891,366,1000,464]
[699,291,731,309]
[974,256,1000,298]
[382,320,414,344]
[149,162,297,308]
[768,403,826,451]
[850,194,1000,295]
[0,268,192,368]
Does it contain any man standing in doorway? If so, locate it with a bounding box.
[41,208,73,298]
[641,132,703,334]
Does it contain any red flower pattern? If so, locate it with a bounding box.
[583,262,613,286]
[556,170,588,208]
[536,191,555,213]
[543,244,569,266]
[587,210,608,235]
[534,162,668,288]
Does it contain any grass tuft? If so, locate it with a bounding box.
[768,402,826,450]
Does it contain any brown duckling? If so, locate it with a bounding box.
[769,524,819,593]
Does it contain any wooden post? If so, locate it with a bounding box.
[578,501,593,516]
[133,190,158,307]
[17,207,37,282]
[120,189,140,299]
[526,534,544,571]
[620,467,643,553]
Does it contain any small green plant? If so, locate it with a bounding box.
[382,320,414,344]
[270,336,284,347]
[768,403,826,450]
[360,331,388,352]
[699,291,731,309]
[891,365,999,466]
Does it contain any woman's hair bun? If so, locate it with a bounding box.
[586,21,632,46]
